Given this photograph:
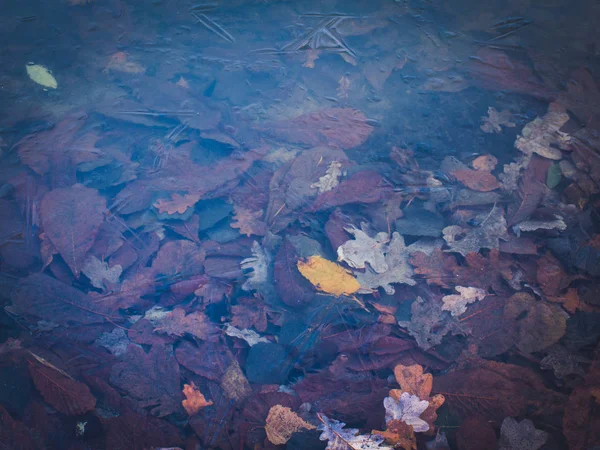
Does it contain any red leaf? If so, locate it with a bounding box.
[40,184,106,277]
[0,406,36,450]
[28,358,96,416]
[469,48,554,100]
[10,273,119,326]
[265,108,374,149]
[273,237,315,307]
[109,344,181,417]
[312,171,388,210]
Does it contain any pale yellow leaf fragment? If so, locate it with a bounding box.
[26,64,57,89]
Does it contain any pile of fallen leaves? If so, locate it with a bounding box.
[1,29,600,450]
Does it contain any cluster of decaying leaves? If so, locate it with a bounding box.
[373,364,444,449]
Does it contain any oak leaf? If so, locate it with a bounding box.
[297,255,361,296]
[311,161,343,193]
[453,169,500,192]
[150,308,219,342]
[441,286,487,317]
[480,107,515,134]
[153,193,201,216]
[230,205,266,237]
[499,417,548,450]
[181,382,213,415]
[443,206,508,256]
[515,103,569,160]
[383,393,429,432]
[318,413,392,450]
[265,405,315,445]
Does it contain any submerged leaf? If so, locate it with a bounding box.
[224,324,269,346]
[515,104,570,160]
[181,382,213,415]
[26,63,57,88]
[311,161,344,193]
[480,107,515,134]
[337,226,390,273]
[441,286,487,317]
[40,184,106,277]
[499,417,548,450]
[297,255,361,296]
[383,393,430,432]
[82,255,122,289]
[265,405,315,445]
[28,355,96,415]
[443,206,508,256]
[355,233,416,294]
[318,413,393,450]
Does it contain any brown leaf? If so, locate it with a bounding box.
[409,249,459,288]
[28,355,96,415]
[230,205,266,237]
[182,382,213,415]
[40,184,106,277]
[273,237,315,307]
[109,344,181,417]
[153,193,201,215]
[563,362,600,450]
[453,169,500,192]
[312,171,389,210]
[265,108,374,149]
[0,406,36,450]
[503,292,567,354]
[152,308,219,342]
[175,340,233,381]
[9,273,118,326]
[265,405,315,445]
[547,287,580,314]
[455,417,497,450]
[231,296,268,332]
[536,251,573,296]
[373,419,416,450]
[220,360,252,403]
[469,48,554,100]
[16,111,87,176]
[433,359,565,422]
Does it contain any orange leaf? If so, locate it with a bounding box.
[453,169,500,192]
[265,405,315,445]
[472,154,498,171]
[153,193,201,215]
[393,364,433,399]
[182,382,213,415]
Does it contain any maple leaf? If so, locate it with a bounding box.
[441,286,487,317]
[499,417,548,450]
[181,382,213,415]
[318,413,393,450]
[383,393,429,432]
[480,107,516,133]
[265,405,315,445]
[297,255,361,296]
[230,205,266,236]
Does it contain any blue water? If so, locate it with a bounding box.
[1,0,600,449]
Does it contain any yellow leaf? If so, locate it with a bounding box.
[26,64,57,89]
[297,255,360,296]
